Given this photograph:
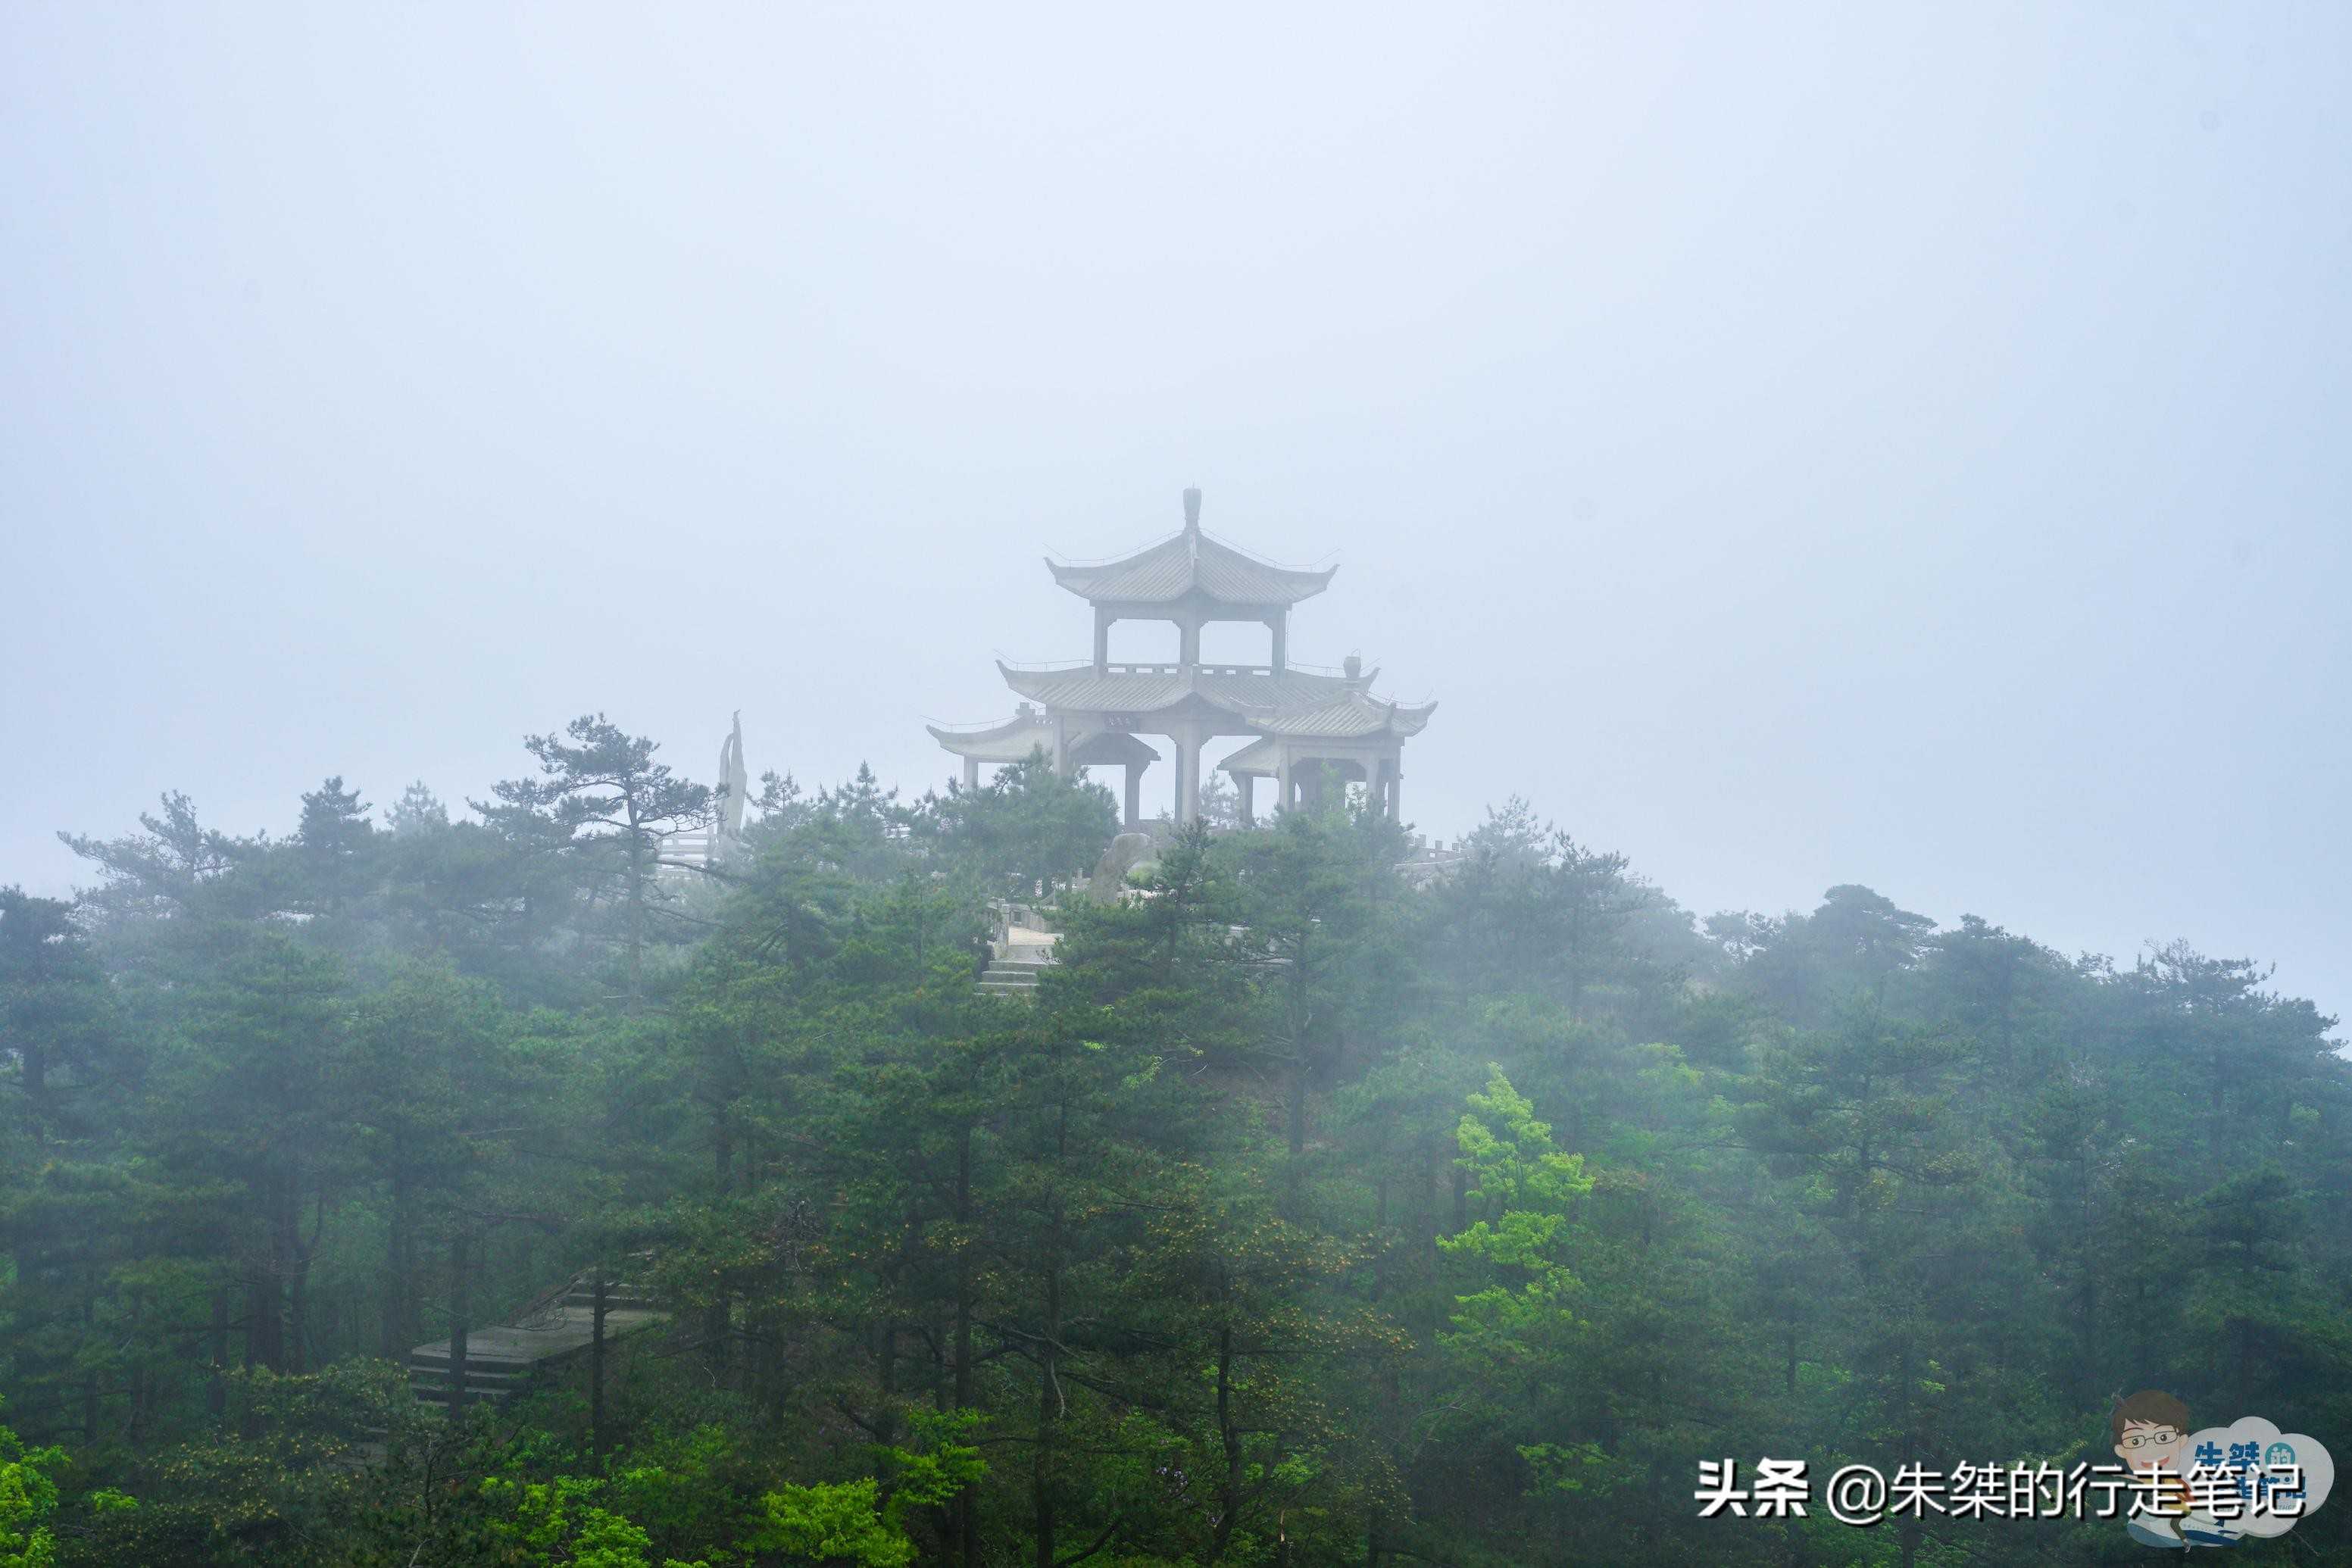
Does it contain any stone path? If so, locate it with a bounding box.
[979,923,1057,998]
[409,1273,664,1410]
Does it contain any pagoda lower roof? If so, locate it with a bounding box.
[999,661,1360,718]
[928,715,1160,767]
[1256,688,1437,741]
[1048,526,1335,608]
[998,662,1434,742]
[1217,739,1283,776]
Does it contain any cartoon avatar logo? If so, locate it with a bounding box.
[2112,1390,2197,1550]
[2110,1394,2335,1549]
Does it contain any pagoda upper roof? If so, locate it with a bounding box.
[1047,491,1335,609]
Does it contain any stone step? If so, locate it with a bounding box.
[407,1363,528,1406]
[407,1352,529,1373]
[408,1263,672,1412]
[558,1299,656,1314]
[408,1370,526,1390]
[410,1383,520,1407]
[558,1288,654,1310]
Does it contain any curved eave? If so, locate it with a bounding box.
[935,738,1054,764]
[930,718,1160,767]
[927,720,1054,764]
[927,717,1032,749]
[1044,567,1341,608]
[1044,539,1338,608]
[1251,696,1438,742]
[1387,699,1438,738]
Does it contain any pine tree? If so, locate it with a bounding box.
[476,716,714,1008]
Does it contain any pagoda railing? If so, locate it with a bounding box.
[998,657,1281,679]
[1104,661,1273,678]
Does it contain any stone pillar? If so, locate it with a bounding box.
[1094,608,1112,673]
[1237,773,1254,826]
[1276,751,1292,815]
[1178,732,1204,825]
[1268,613,1286,674]
[1388,767,1401,820]
[1123,762,1141,829]
[1367,754,1385,817]
[1051,714,1070,777]
[963,755,980,791]
[1302,759,1325,810]
[1179,614,1201,669]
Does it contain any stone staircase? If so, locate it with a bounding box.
[408,1269,664,1411]
[979,950,1052,997]
[978,904,1059,998]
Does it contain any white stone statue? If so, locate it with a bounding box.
[716,711,748,844]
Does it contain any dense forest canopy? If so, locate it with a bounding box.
[2,719,2347,1566]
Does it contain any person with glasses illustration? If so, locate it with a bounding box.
[2111,1389,2239,1550]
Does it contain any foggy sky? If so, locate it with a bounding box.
[5,5,2347,1031]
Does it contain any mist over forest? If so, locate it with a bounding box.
[2,731,2347,1564]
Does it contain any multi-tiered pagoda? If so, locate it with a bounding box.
[930,489,1435,827]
